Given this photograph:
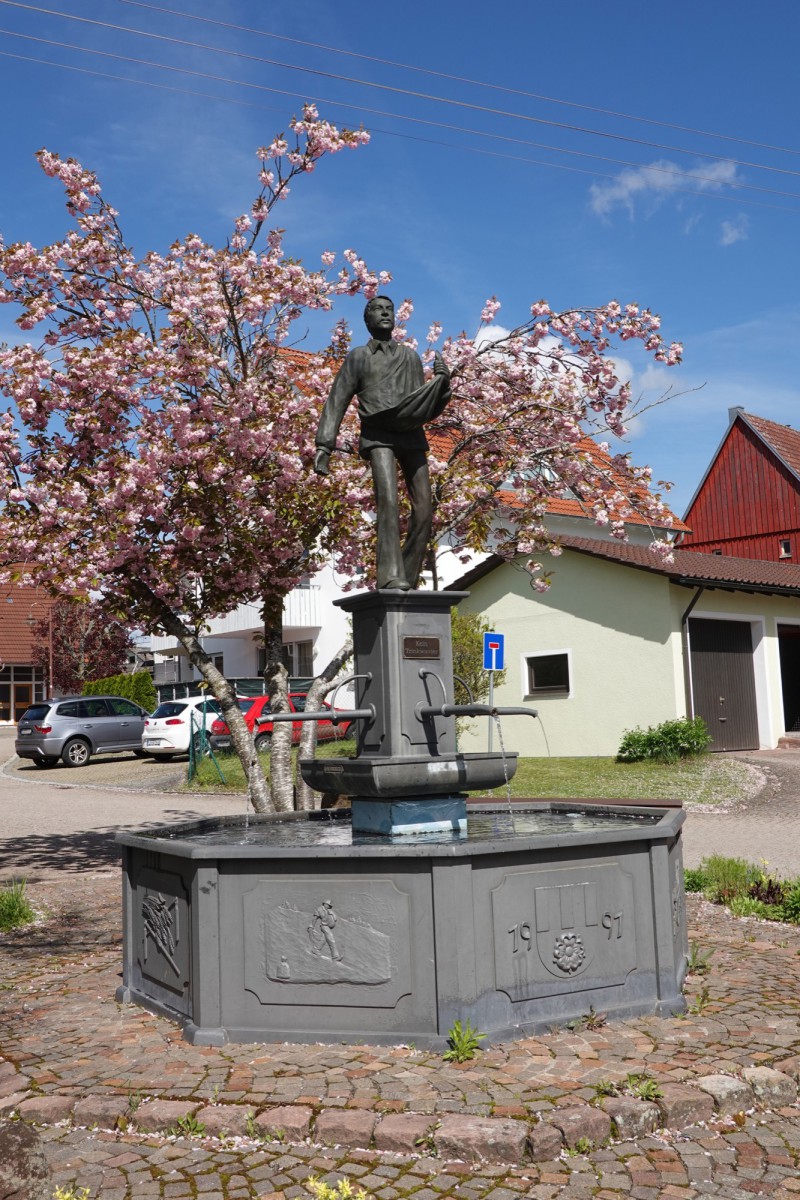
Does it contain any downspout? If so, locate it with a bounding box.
[680,585,705,717]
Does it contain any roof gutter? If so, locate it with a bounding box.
[680,586,705,718]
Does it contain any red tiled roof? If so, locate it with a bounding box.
[452,536,800,595]
[740,412,800,480]
[551,536,800,592]
[429,430,685,533]
[0,585,55,663]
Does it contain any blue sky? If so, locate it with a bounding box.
[1,0,799,515]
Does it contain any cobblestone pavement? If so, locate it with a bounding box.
[2,871,800,1199]
[4,743,800,1197]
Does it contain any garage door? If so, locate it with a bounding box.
[689,618,759,752]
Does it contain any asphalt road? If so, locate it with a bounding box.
[3,727,800,879]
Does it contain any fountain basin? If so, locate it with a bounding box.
[116,800,688,1046]
[300,751,517,798]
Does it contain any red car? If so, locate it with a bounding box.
[208,692,353,754]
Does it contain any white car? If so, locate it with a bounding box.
[141,695,223,758]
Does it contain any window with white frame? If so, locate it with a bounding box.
[525,651,570,697]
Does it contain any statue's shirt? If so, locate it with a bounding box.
[316,339,429,458]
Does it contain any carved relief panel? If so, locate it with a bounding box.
[492,863,637,1001]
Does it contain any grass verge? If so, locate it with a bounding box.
[189,747,759,807]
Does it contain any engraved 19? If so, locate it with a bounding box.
[508,922,532,953]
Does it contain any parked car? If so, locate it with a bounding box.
[209,692,353,754]
[15,695,150,768]
[141,695,224,759]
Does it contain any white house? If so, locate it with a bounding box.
[450,536,800,758]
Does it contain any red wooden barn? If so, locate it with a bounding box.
[679,407,800,562]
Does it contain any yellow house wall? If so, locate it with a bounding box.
[457,551,684,758]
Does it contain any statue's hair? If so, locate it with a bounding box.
[364,295,395,323]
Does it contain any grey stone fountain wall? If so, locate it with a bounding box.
[117,802,687,1046]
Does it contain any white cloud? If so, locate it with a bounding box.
[589,158,740,219]
[720,214,749,246]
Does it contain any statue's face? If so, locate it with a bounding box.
[364,297,395,337]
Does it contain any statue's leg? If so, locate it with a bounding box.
[399,449,433,589]
[370,448,407,589]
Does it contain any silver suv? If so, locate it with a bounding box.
[15,695,150,768]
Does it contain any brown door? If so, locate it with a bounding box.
[12,684,33,722]
[689,618,760,751]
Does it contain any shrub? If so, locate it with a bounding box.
[616,717,711,764]
[699,855,750,903]
[683,867,707,893]
[780,882,800,924]
[83,670,157,712]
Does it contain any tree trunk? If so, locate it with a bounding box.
[295,638,354,811]
[262,595,294,812]
[133,583,272,812]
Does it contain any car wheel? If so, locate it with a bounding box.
[191,733,208,758]
[132,749,149,759]
[32,757,58,769]
[343,722,356,740]
[254,733,272,753]
[61,739,91,768]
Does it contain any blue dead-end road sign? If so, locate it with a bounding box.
[483,632,505,671]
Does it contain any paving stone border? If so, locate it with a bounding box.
[5,1060,799,1166]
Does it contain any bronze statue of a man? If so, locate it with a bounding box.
[314,296,451,591]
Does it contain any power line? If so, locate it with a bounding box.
[2,0,800,183]
[116,0,800,162]
[2,46,799,217]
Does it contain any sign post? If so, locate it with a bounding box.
[482,632,505,752]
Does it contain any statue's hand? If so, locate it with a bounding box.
[433,351,450,379]
[314,447,331,476]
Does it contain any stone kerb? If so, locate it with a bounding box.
[5,1061,798,1165]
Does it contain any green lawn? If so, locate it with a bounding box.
[189,747,758,807]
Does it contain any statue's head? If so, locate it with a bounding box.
[364,295,395,337]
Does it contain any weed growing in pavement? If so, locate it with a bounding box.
[53,1187,90,1200]
[442,1019,486,1063]
[414,1119,441,1156]
[306,1177,370,1200]
[0,878,35,932]
[624,1072,663,1101]
[567,1005,607,1032]
[687,940,714,975]
[689,983,712,1014]
[168,1113,206,1137]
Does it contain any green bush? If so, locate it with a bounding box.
[616,716,711,764]
[83,670,157,712]
[780,883,800,924]
[699,854,750,903]
[0,879,36,932]
[683,867,707,893]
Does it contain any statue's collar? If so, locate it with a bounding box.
[367,338,396,355]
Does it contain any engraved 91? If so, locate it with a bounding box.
[508,911,623,953]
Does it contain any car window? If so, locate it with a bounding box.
[83,698,111,718]
[152,702,188,718]
[238,698,254,713]
[291,694,307,712]
[56,701,80,718]
[19,704,52,723]
[191,698,221,714]
[106,698,143,716]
